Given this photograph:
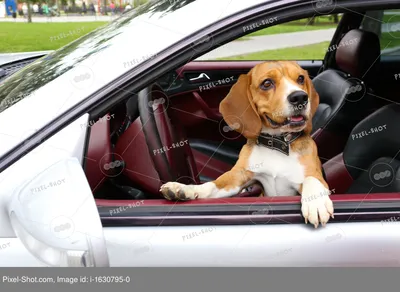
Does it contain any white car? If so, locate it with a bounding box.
[1,0,400,267]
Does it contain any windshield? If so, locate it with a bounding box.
[0,0,197,114]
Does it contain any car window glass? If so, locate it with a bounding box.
[360,9,400,55]
[0,0,197,114]
[196,15,341,61]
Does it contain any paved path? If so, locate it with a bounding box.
[198,28,335,60]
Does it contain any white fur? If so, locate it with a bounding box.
[160,181,240,199]
[264,78,310,137]
[282,77,305,95]
[247,144,304,196]
[281,77,311,117]
[160,144,334,227]
[246,147,333,227]
[281,77,306,110]
[301,176,334,227]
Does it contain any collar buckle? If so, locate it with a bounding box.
[257,131,303,155]
[284,133,293,142]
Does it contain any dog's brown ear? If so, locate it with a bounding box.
[304,72,319,134]
[219,74,261,139]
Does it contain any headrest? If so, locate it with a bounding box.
[343,104,400,179]
[335,29,380,83]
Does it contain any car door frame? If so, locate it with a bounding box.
[97,0,400,266]
[3,0,400,266]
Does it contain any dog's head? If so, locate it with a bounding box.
[219,61,319,139]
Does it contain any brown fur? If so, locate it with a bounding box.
[215,61,326,193]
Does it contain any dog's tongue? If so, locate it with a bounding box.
[290,115,304,122]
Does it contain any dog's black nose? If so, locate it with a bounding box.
[287,91,308,105]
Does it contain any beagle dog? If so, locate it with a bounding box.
[160,61,334,228]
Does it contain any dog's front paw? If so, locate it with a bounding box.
[160,182,199,201]
[301,177,334,228]
[301,194,334,228]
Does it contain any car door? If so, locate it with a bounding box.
[0,114,109,267]
[2,0,400,267]
[2,113,400,267]
[94,1,400,267]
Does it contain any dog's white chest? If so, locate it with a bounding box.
[247,145,305,196]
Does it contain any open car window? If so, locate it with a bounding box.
[197,16,342,61]
[78,4,400,229]
[360,9,400,55]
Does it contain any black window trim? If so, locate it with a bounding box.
[98,199,400,226]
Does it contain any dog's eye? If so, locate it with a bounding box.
[297,75,305,85]
[260,79,274,90]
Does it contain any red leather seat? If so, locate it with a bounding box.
[113,118,161,194]
[84,114,113,192]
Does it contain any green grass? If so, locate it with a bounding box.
[246,17,338,38]
[383,13,400,23]
[218,41,330,61]
[0,16,337,53]
[0,22,107,53]
[381,32,400,51]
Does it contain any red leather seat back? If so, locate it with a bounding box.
[114,118,161,194]
[84,115,113,192]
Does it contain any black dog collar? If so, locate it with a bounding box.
[256,131,303,155]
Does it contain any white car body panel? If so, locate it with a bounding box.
[0,114,90,237]
[2,222,400,266]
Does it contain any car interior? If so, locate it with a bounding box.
[83,8,400,206]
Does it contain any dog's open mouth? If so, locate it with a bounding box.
[265,114,307,128]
